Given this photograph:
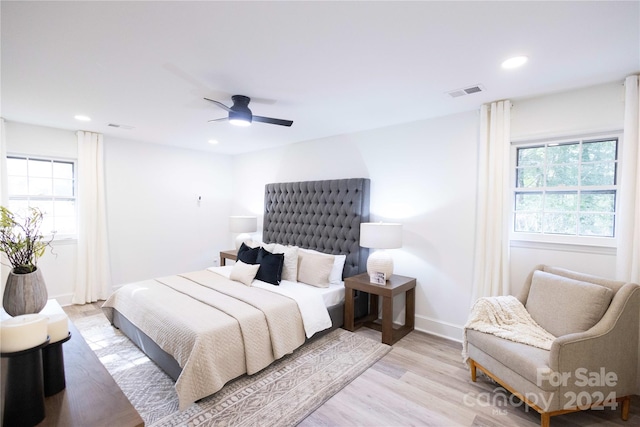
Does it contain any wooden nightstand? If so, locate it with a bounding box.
[219,249,238,266]
[344,272,416,345]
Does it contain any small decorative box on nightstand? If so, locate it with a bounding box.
[343,272,416,345]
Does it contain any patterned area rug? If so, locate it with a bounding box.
[71,305,390,427]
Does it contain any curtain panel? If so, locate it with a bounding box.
[73,131,112,303]
[0,118,8,282]
[471,100,512,303]
[616,75,640,283]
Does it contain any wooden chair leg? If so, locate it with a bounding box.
[621,395,630,421]
[540,412,550,427]
[470,360,477,382]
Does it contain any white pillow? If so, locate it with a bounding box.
[329,254,346,284]
[247,240,274,250]
[262,243,276,252]
[230,260,260,286]
[297,250,335,288]
[248,242,298,281]
[299,248,346,284]
[272,244,298,282]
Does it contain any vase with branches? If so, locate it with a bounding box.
[0,206,55,316]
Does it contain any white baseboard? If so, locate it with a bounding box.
[414,314,463,343]
[49,293,75,307]
[51,286,125,307]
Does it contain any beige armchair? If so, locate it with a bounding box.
[465,265,639,427]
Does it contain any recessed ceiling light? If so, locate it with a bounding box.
[74,115,91,121]
[208,139,219,145]
[501,56,528,69]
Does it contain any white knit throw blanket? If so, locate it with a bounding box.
[462,295,555,363]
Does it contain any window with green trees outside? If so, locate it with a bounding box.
[5,155,77,238]
[514,137,618,238]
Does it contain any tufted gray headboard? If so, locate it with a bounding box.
[263,178,370,279]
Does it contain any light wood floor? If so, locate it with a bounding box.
[66,304,638,427]
[300,328,640,427]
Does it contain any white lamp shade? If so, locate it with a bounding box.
[359,222,402,249]
[229,216,257,233]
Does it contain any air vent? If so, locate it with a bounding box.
[447,84,485,98]
[108,123,135,130]
[448,90,467,98]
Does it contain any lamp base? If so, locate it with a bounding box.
[366,251,394,280]
[235,234,252,249]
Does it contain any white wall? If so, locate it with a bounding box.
[511,81,625,142]
[232,110,480,340]
[105,137,233,285]
[2,121,235,304]
[509,81,625,295]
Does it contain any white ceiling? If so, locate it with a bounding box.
[2,1,639,155]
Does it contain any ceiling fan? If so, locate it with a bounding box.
[204,95,293,127]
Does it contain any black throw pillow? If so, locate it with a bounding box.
[237,242,259,264]
[255,247,285,286]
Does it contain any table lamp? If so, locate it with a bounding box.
[229,216,257,249]
[359,222,402,280]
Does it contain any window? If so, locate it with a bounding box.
[6,156,77,238]
[513,135,618,242]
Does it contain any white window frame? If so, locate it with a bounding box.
[5,154,78,241]
[510,131,622,249]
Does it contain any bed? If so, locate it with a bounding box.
[102,178,370,410]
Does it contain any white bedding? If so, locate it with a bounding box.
[207,266,344,337]
[316,281,345,307]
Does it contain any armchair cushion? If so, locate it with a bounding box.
[525,270,613,337]
[466,329,553,390]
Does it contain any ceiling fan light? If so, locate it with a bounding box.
[229,109,252,126]
[205,95,292,127]
[229,118,251,127]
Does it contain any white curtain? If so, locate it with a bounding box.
[471,100,512,302]
[0,118,7,205]
[0,118,8,283]
[616,75,640,283]
[73,131,112,304]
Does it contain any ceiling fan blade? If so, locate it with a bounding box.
[204,97,232,112]
[252,115,293,127]
[207,117,228,123]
